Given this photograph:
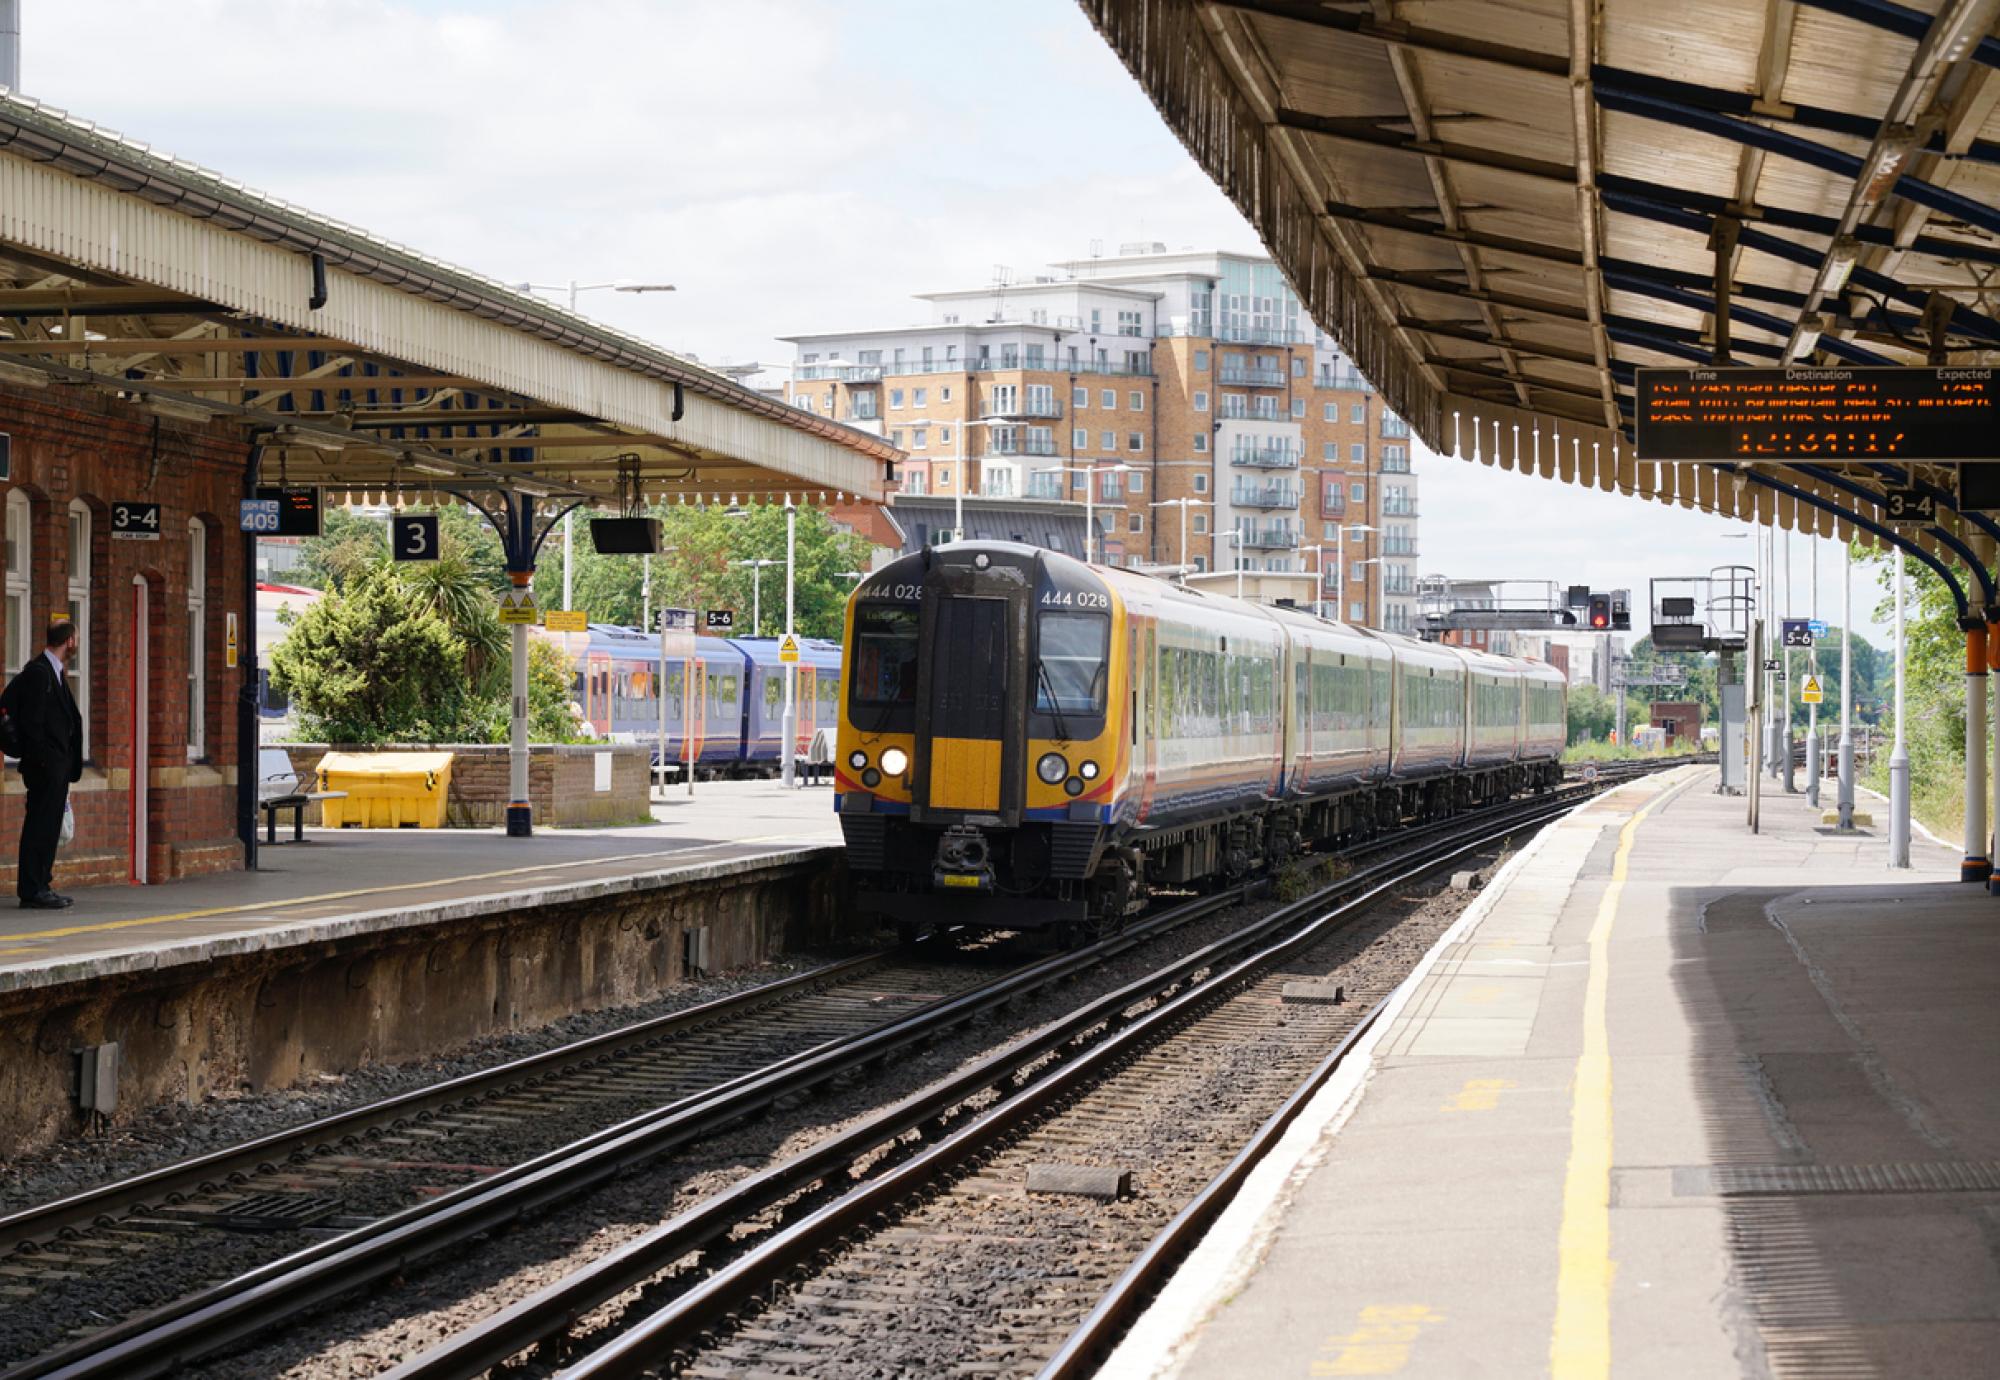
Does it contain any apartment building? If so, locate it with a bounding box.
[783,243,1420,630]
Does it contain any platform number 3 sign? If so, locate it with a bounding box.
[392,514,441,563]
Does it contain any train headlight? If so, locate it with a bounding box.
[1064,776,1085,797]
[1037,752,1069,784]
[880,746,909,777]
[848,750,869,771]
[1079,760,1100,780]
[862,768,882,788]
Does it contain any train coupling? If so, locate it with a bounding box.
[932,824,996,892]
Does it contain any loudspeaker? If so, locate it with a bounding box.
[590,517,663,554]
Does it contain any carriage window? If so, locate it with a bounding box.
[851,605,920,706]
[1035,612,1109,715]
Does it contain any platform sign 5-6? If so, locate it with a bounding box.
[1883,486,1935,526]
[111,500,162,540]
[239,498,281,533]
[705,609,734,630]
[1781,619,1814,649]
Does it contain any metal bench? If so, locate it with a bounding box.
[258,747,347,843]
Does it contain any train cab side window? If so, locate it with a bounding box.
[1035,612,1109,716]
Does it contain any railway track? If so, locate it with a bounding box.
[4,762,1693,1379]
[375,775,1671,1380]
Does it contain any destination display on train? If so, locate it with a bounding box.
[1634,367,2000,461]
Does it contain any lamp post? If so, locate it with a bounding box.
[734,558,779,636]
[1220,530,1246,598]
[1341,556,1382,624]
[1325,523,1376,620]
[1837,539,1855,830]
[780,498,797,788]
[1034,460,1133,564]
[1890,548,1910,866]
[1150,497,1211,578]
[515,278,676,612]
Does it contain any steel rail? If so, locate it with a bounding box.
[0,949,894,1255]
[414,786,1628,1380]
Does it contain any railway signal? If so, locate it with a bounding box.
[1588,593,1612,630]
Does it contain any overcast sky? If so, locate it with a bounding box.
[20,0,1894,640]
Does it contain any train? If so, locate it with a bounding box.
[571,624,844,775]
[833,541,1567,938]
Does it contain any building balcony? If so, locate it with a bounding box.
[1383,537,1418,556]
[1024,474,1066,500]
[1219,402,1285,422]
[1216,325,1306,346]
[1230,445,1300,470]
[982,399,1064,420]
[1236,526,1300,551]
[1381,416,1411,438]
[1383,501,1419,518]
[1231,483,1300,510]
[1379,456,1412,474]
[1218,364,1286,387]
[849,406,880,422]
[1313,369,1372,391]
[795,363,884,382]
[985,435,1058,457]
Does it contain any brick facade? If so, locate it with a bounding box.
[282,743,653,828]
[0,384,251,888]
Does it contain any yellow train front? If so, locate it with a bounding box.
[835,541,1129,934]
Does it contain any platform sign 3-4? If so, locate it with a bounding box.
[111,500,162,540]
[1781,619,1814,648]
[1883,486,1936,527]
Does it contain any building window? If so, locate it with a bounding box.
[1091,308,1102,333]
[889,389,905,409]
[1127,432,1143,452]
[913,387,927,407]
[1351,443,1366,463]
[1193,473,1209,493]
[1323,442,1337,461]
[1129,472,1144,495]
[1101,430,1116,451]
[1291,398,1305,418]
[912,428,928,449]
[1351,481,1367,503]
[1101,389,1116,409]
[1118,309,1143,335]
[4,491,29,676]
[1193,513,1208,534]
[1193,349,1209,371]
[67,502,90,761]
[1073,427,1088,449]
[940,426,953,446]
[1194,433,1208,453]
[1129,390,1144,411]
[1352,403,1366,423]
[1128,511,1143,533]
[188,518,207,759]
[1292,357,1306,377]
[1073,385,1087,406]
[858,349,881,366]
[1322,476,1345,513]
[1324,403,1336,422]
[903,468,928,496]
[941,385,953,402]
[1194,391,1209,412]
[1194,556,1208,572]
[891,430,905,447]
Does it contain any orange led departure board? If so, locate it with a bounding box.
[1634,367,2000,461]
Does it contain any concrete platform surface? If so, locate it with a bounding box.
[0,780,840,992]
[1105,768,2000,1380]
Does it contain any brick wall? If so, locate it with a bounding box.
[283,743,653,828]
[0,384,252,888]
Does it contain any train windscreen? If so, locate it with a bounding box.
[1035,612,1108,716]
[851,604,920,716]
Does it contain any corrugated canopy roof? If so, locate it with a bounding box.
[0,91,899,509]
[1082,0,2000,608]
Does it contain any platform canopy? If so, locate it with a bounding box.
[1082,0,2000,598]
[0,91,899,512]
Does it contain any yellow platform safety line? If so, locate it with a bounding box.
[1,834,820,946]
[1550,771,1698,1377]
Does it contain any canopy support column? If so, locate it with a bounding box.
[1964,618,1989,880]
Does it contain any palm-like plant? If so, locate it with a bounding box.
[392,543,508,700]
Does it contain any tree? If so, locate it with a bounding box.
[479,635,595,744]
[269,570,486,743]
[292,506,387,590]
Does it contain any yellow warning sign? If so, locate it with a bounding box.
[497,588,539,625]
[1800,674,1824,704]
[778,633,801,664]
[542,609,588,632]
[225,612,239,669]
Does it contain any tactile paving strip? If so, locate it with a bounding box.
[1675,1161,2000,1197]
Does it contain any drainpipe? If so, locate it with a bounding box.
[237,434,269,870]
[0,1,19,92]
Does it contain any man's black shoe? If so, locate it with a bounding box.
[20,892,71,909]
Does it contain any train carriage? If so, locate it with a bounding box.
[835,541,1565,938]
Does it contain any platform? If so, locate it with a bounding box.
[1107,767,2000,1380]
[0,781,846,1156]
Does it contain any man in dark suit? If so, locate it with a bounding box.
[5,620,84,909]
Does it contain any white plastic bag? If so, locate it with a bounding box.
[58,799,74,849]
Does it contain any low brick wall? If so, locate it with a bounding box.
[280,743,652,828]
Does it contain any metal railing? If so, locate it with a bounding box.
[985,435,1058,457]
[799,356,1155,379]
[1219,401,1285,421]
[1230,445,1300,470]
[1382,536,1418,555]
[794,364,884,382]
[1230,483,1300,509]
[1236,526,1300,551]
[1381,416,1411,438]
[1382,501,1419,517]
[1379,456,1411,474]
[1218,365,1285,387]
[981,399,1063,419]
[1313,370,1372,391]
[1024,475,1066,500]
